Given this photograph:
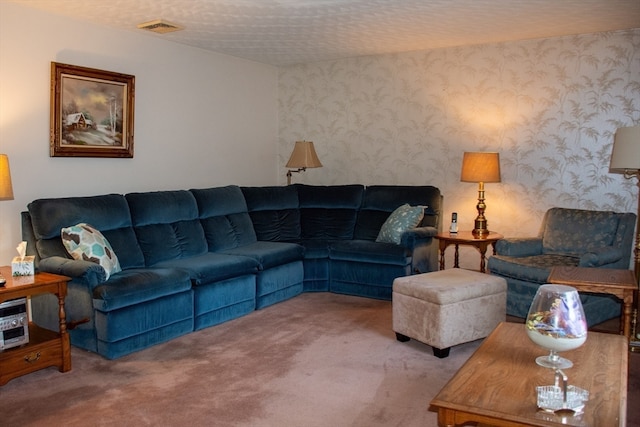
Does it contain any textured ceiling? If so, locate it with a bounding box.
[8,0,640,66]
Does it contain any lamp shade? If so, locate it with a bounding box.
[610,126,640,172]
[0,154,14,201]
[460,152,501,183]
[286,141,323,169]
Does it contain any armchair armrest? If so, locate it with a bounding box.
[401,226,438,250]
[579,247,624,267]
[38,256,107,289]
[495,238,543,257]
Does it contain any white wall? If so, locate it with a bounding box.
[0,3,279,262]
[279,30,640,270]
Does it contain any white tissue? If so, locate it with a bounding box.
[16,241,27,260]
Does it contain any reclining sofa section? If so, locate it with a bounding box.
[23,184,442,359]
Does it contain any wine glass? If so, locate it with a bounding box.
[525,284,587,369]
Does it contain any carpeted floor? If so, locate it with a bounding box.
[1,292,638,427]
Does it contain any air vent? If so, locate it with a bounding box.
[137,19,184,34]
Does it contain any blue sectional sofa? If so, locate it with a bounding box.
[22,184,442,359]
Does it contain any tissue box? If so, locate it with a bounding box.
[12,256,35,276]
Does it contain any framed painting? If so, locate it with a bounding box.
[50,62,135,158]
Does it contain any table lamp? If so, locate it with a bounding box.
[285,140,322,185]
[0,154,14,285]
[460,152,501,236]
[0,154,13,201]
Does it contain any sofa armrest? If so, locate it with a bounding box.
[39,256,107,288]
[495,238,543,257]
[579,247,624,267]
[400,226,438,250]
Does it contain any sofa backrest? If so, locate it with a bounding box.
[126,190,207,266]
[540,207,635,256]
[25,194,145,269]
[354,186,442,240]
[295,184,364,240]
[191,186,258,251]
[241,186,301,241]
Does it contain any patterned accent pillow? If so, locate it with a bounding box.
[376,204,425,245]
[61,223,121,280]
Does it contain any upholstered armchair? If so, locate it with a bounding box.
[487,207,637,325]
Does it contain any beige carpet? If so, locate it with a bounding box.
[2,293,483,427]
[1,292,638,426]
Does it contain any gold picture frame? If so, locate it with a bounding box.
[50,62,135,158]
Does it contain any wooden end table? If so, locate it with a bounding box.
[430,322,628,427]
[434,231,503,273]
[548,266,637,339]
[0,266,71,385]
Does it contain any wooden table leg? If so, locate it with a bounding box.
[439,241,447,270]
[478,242,490,273]
[453,244,460,268]
[437,408,456,427]
[622,291,633,338]
[58,288,71,372]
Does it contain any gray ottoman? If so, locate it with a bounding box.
[392,269,507,358]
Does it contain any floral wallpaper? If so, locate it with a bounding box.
[278,29,639,269]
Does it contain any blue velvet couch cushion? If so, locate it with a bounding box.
[295,184,364,240]
[27,194,146,270]
[191,186,258,250]
[541,208,620,255]
[241,186,301,241]
[92,267,192,311]
[126,190,208,266]
[193,186,304,270]
[329,240,410,265]
[153,252,259,285]
[221,241,304,270]
[355,185,441,240]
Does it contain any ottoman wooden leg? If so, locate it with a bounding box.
[433,347,450,358]
[395,332,410,342]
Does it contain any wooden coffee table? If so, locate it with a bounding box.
[547,266,637,339]
[430,322,628,427]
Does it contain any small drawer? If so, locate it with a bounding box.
[0,341,62,380]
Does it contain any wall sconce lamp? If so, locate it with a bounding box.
[609,125,640,344]
[285,140,322,185]
[460,151,501,237]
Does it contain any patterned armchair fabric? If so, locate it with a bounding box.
[487,207,636,325]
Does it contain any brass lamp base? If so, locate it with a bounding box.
[472,182,490,237]
[472,219,489,237]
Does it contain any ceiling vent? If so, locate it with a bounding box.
[137,19,184,34]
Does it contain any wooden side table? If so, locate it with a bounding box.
[0,266,71,385]
[434,231,503,273]
[548,266,637,339]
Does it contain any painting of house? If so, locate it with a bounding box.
[65,112,94,130]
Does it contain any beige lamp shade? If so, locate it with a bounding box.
[0,154,14,201]
[460,152,501,183]
[610,126,640,172]
[286,141,323,169]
